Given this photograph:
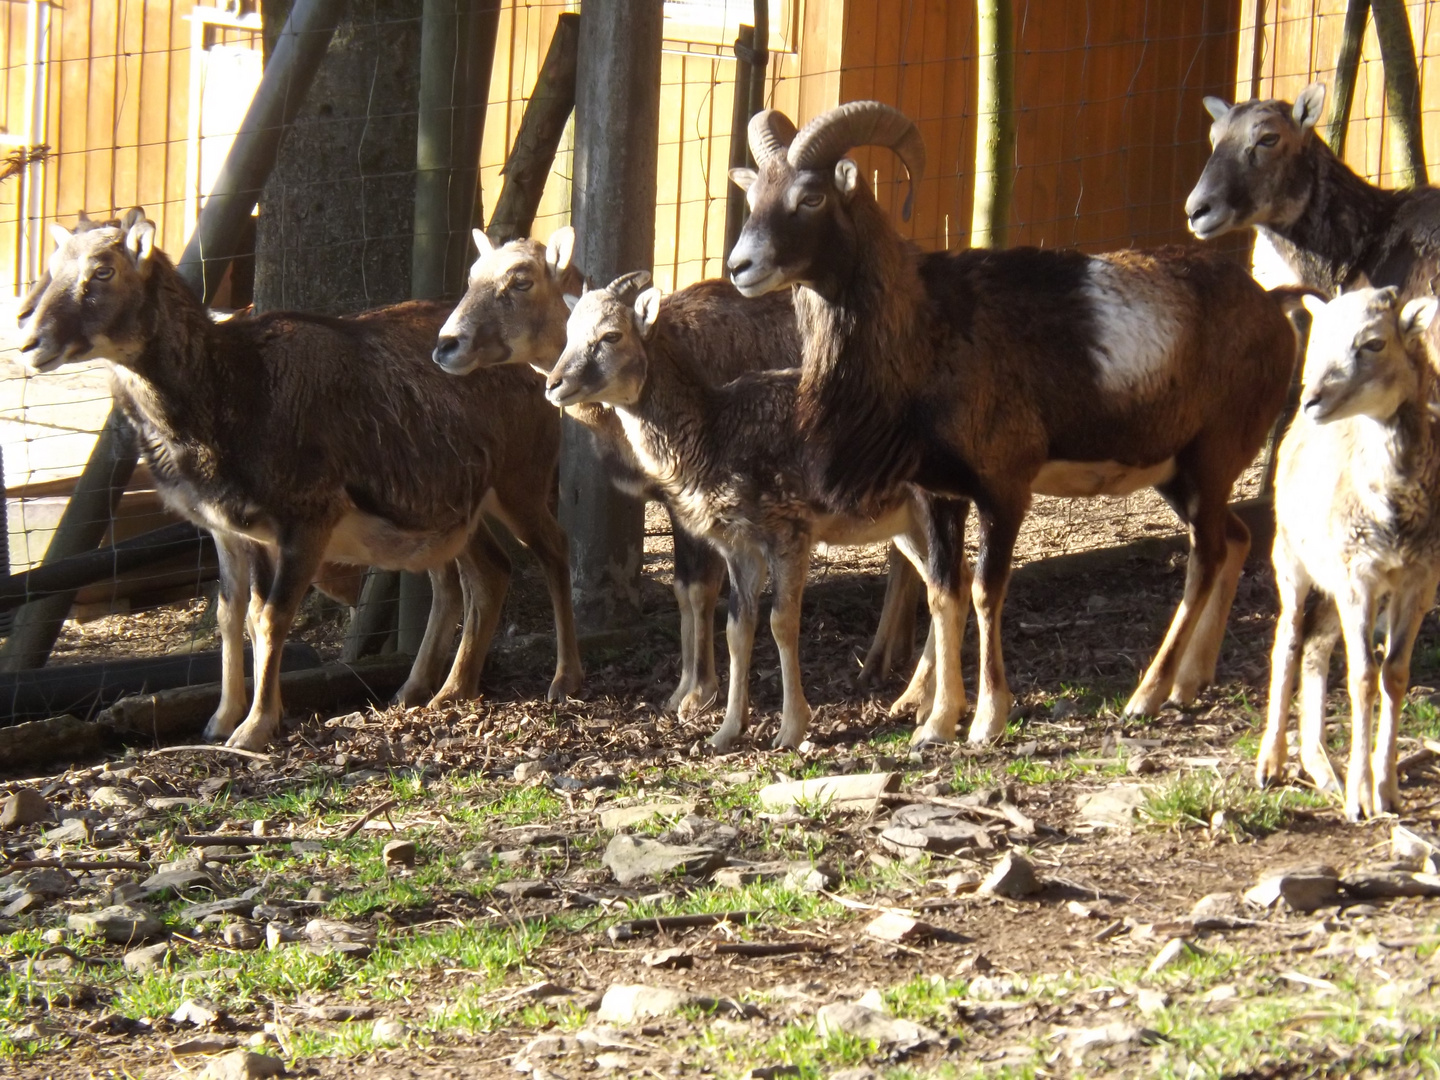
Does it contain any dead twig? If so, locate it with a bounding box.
[712,940,828,957]
[171,834,299,847]
[148,744,276,762]
[341,797,400,840]
[4,858,151,872]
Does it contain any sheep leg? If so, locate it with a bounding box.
[896,501,971,743]
[669,524,722,717]
[1126,480,1228,716]
[1256,543,1309,788]
[887,520,938,718]
[394,562,462,707]
[1174,512,1250,703]
[859,544,922,688]
[968,499,1021,743]
[1297,599,1342,794]
[1337,587,1381,821]
[709,550,766,751]
[226,526,327,752]
[203,533,256,742]
[770,544,814,750]
[493,498,582,701]
[889,623,936,720]
[431,522,511,705]
[1374,581,1434,813]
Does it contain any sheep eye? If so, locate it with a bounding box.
[1257,133,1280,148]
[1360,338,1386,353]
[601,331,622,344]
[92,265,114,281]
[799,192,824,209]
[511,277,533,292]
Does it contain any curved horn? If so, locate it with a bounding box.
[607,270,652,300]
[747,109,798,167]
[787,101,927,220]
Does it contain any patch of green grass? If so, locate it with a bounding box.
[1404,697,1440,741]
[1141,769,1328,834]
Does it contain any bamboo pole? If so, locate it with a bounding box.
[1371,0,1428,187]
[970,0,1015,249]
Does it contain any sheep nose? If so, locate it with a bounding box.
[727,254,752,279]
[432,335,461,367]
[1185,198,1211,224]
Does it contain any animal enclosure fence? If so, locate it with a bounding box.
[0,0,1438,728]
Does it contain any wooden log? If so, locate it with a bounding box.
[99,653,416,744]
[1371,0,1428,187]
[486,12,580,244]
[0,522,208,615]
[342,570,400,661]
[1326,0,1370,158]
[970,0,1016,248]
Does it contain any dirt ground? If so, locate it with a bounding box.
[5,467,1440,1080]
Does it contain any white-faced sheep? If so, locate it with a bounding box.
[1258,287,1440,820]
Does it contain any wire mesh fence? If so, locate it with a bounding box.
[1,0,1438,722]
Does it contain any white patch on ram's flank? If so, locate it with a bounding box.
[1083,260,1185,395]
[1031,457,1177,498]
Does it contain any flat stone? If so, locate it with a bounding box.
[91,786,142,810]
[68,905,165,944]
[979,853,1041,899]
[145,796,198,812]
[602,835,724,885]
[1,788,53,829]
[814,1001,938,1047]
[171,1035,240,1055]
[182,897,258,921]
[758,772,899,812]
[1076,785,1146,828]
[41,819,91,845]
[1190,892,1241,920]
[641,947,693,969]
[197,1050,286,1080]
[598,800,696,831]
[784,864,837,893]
[223,921,264,950]
[290,840,325,854]
[865,910,935,943]
[17,867,76,900]
[303,1003,376,1022]
[1146,938,1198,976]
[382,839,416,870]
[1135,988,1169,1016]
[304,918,376,945]
[1244,865,1341,912]
[495,880,557,899]
[123,942,171,974]
[711,860,804,889]
[878,822,992,857]
[596,984,690,1023]
[1,891,43,918]
[265,923,300,950]
[306,887,333,902]
[372,1016,406,1043]
[142,868,219,900]
[1342,869,1440,900]
[173,999,221,1027]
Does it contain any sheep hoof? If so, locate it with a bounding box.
[393,681,433,708]
[677,684,719,720]
[546,669,584,703]
[226,717,275,753]
[910,728,954,749]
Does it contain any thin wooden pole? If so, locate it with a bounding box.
[1326,0,1369,158]
[970,0,1015,249]
[723,24,756,263]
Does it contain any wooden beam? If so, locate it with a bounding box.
[970,0,1015,249]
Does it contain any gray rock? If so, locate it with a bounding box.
[289,840,325,854]
[197,1050,286,1080]
[1146,938,1198,976]
[495,880,556,899]
[785,864,838,893]
[1076,785,1146,828]
[305,918,375,945]
[879,821,992,856]
[602,835,724,885]
[145,796,198,812]
[17,867,76,900]
[306,886,333,903]
[596,984,690,1023]
[598,800,695,831]
[979,853,1041,899]
[1,788,53,829]
[371,1016,406,1043]
[303,1003,375,1022]
[181,897,257,922]
[123,941,172,974]
[1244,865,1341,912]
[109,882,146,905]
[171,1035,240,1055]
[382,839,416,869]
[814,1002,938,1047]
[41,819,91,845]
[2,892,43,918]
[1190,892,1241,920]
[172,999,221,1026]
[68,905,165,944]
[265,923,300,950]
[1342,869,1440,900]
[90,786,142,810]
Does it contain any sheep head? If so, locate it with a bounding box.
[1298,285,1437,424]
[727,101,925,299]
[545,271,658,409]
[433,225,578,376]
[20,207,156,373]
[1185,82,1326,241]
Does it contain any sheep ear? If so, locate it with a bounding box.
[1400,298,1437,342]
[729,167,757,192]
[1301,293,1328,319]
[48,222,71,249]
[1202,96,1231,121]
[125,218,156,264]
[834,159,859,199]
[1351,271,1373,290]
[119,207,145,232]
[634,287,662,339]
[472,228,495,257]
[546,226,575,276]
[1294,83,1326,132]
[563,293,579,312]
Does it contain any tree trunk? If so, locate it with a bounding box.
[1371,0,1428,187]
[1326,0,1369,159]
[563,0,663,630]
